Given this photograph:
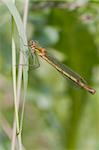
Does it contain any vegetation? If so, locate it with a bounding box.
[0,1,99,150]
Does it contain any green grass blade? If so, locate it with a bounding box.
[1,0,29,149]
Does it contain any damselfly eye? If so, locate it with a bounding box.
[28,40,35,46]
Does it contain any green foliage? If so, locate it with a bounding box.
[0,1,99,150]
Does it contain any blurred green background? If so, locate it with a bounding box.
[0,1,99,150]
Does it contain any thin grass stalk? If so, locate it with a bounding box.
[20,0,29,137]
[0,1,28,148]
[11,50,23,150]
[11,18,22,149]
[11,0,22,149]
[11,0,29,149]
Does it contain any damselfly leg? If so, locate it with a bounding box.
[16,37,40,69]
[28,51,40,70]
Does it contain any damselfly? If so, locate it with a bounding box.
[28,40,96,94]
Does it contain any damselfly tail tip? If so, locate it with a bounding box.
[89,88,96,95]
[85,85,96,95]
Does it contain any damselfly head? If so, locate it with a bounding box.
[28,40,35,47]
